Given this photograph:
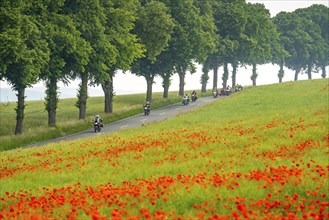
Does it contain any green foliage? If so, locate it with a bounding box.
[200,71,209,84]
[100,0,144,73]
[0,0,50,89]
[156,0,217,96]
[1,0,328,136]
[134,1,174,62]
[295,5,329,72]
[39,8,91,125]
[273,12,308,73]
[209,0,246,65]
[242,3,276,65]
[131,1,175,101]
[0,0,51,134]
[273,7,327,78]
[164,0,216,63]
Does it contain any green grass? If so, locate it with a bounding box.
[0,90,210,151]
[0,79,328,219]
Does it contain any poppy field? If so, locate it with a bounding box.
[0,79,328,219]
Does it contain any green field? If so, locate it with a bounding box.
[0,79,328,219]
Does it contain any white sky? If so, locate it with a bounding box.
[247,0,329,17]
[1,0,328,100]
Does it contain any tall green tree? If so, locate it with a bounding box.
[159,0,217,96]
[190,0,219,90]
[62,0,116,120]
[269,17,289,83]
[160,0,218,98]
[99,0,144,113]
[38,2,90,126]
[0,0,49,134]
[241,3,276,86]
[205,0,245,89]
[295,5,329,79]
[273,12,315,81]
[131,0,174,102]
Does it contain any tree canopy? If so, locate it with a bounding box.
[0,0,328,135]
[0,0,50,134]
[131,0,174,102]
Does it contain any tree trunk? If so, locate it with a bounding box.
[145,74,154,102]
[201,70,209,93]
[222,61,229,88]
[101,76,113,114]
[162,73,171,98]
[76,72,88,120]
[212,66,218,90]
[307,63,312,80]
[45,76,58,127]
[231,62,237,87]
[321,66,326,78]
[178,67,186,96]
[294,69,299,81]
[251,63,257,86]
[15,87,26,135]
[278,60,284,83]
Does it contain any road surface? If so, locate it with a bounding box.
[23,95,225,149]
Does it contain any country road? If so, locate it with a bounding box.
[23,95,226,149]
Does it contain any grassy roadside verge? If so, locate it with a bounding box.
[0,90,211,151]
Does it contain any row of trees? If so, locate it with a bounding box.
[199,1,328,92]
[0,0,328,135]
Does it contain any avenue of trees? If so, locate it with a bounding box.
[0,0,328,135]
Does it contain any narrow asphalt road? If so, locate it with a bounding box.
[23,95,225,149]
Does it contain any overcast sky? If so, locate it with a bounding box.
[247,0,328,16]
[1,0,328,101]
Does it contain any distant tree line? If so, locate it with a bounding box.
[0,0,328,135]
